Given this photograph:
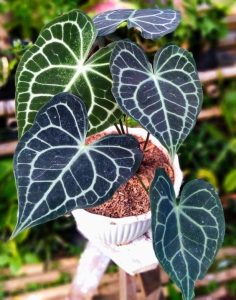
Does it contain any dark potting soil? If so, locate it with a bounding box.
[86,131,174,218]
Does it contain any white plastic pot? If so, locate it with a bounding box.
[72,127,183,245]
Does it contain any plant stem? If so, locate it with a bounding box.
[114,123,122,135]
[119,119,125,134]
[97,36,106,48]
[124,114,129,134]
[136,174,149,195]
[143,132,150,151]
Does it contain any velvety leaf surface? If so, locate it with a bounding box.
[150,169,225,300]
[93,8,180,40]
[12,92,143,238]
[111,41,203,159]
[16,9,121,137]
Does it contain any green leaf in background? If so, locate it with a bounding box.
[16,9,122,137]
[223,169,236,193]
[12,92,143,237]
[111,41,203,160]
[9,255,22,274]
[196,169,218,188]
[0,241,24,274]
[0,159,13,181]
[150,169,225,300]
[24,253,40,264]
[0,255,10,267]
[221,90,236,134]
[228,139,236,154]
[0,159,18,231]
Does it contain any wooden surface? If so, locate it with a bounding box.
[0,140,17,157]
[119,269,137,300]
[2,247,236,300]
[1,257,78,277]
[198,106,222,120]
[138,267,164,300]
[195,287,229,300]
[0,99,15,117]
[199,65,236,83]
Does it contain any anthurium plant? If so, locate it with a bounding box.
[12,9,225,300]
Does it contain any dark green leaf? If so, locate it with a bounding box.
[111,41,203,159]
[16,9,121,137]
[12,92,143,238]
[150,169,225,300]
[93,9,180,40]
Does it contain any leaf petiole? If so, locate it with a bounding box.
[135,174,149,195]
[143,132,150,152]
[114,123,122,135]
[124,114,129,134]
[119,119,125,134]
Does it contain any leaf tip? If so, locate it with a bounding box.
[10,219,27,240]
[9,225,22,240]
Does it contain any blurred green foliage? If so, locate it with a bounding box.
[0,0,233,46]
[0,159,84,273]
[166,278,236,299]
[181,118,236,193]
[167,284,182,300]
[0,159,37,273]
[224,170,236,192]
[0,39,32,87]
[174,0,232,44]
[0,0,102,40]
[221,85,236,135]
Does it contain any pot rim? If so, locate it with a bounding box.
[72,126,183,223]
[72,208,151,224]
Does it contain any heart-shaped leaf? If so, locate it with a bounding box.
[150,169,225,300]
[16,9,122,137]
[93,8,180,40]
[111,41,203,159]
[12,92,143,238]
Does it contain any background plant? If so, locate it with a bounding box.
[0,0,103,40]
[0,1,236,299]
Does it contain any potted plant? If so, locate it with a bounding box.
[72,125,183,245]
[11,9,225,300]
